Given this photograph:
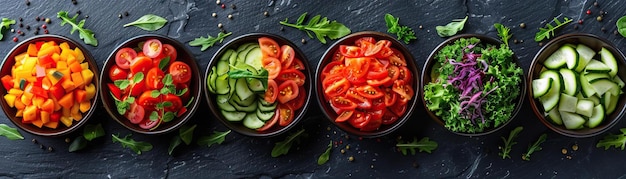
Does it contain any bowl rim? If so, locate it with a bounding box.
[99,34,202,135]
[315,31,419,138]
[203,32,313,137]
[528,33,626,138]
[420,33,527,137]
[0,34,100,137]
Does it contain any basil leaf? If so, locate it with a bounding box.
[149,111,159,121]
[162,74,173,86]
[179,124,196,145]
[317,140,332,165]
[123,14,167,31]
[111,134,153,154]
[57,11,98,46]
[68,136,87,152]
[176,88,188,96]
[167,136,182,156]
[617,16,626,38]
[197,130,231,147]
[158,57,170,71]
[435,16,468,37]
[0,18,16,41]
[0,124,24,140]
[83,124,105,141]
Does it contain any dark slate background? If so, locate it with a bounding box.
[0,0,625,178]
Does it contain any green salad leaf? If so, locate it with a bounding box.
[197,130,231,148]
[499,126,523,159]
[112,134,153,154]
[123,14,167,31]
[189,32,232,51]
[0,18,16,41]
[396,137,438,155]
[317,141,332,165]
[436,16,468,37]
[279,12,351,44]
[522,133,547,161]
[0,124,23,140]
[534,17,572,42]
[494,23,512,47]
[597,128,626,150]
[385,13,416,44]
[57,11,98,46]
[272,129,306,157]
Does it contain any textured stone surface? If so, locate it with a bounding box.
[0,0,625,178]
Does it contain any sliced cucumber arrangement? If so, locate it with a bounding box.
[532,44,623,130]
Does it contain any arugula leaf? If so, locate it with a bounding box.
[68,136,87,152]
[436,16,468,37]
[317,140,332,165]
[279,12,351,44]
[0,124,24,140]
[534,17,572,42]
[271,129,306,157]
[123,14,167,31]
[57,11,98,46]
[384,14,416,44]
[396,137,438,155]
[494,23,512,47]
[168,137,182,155]
[112,134,153,154]
[616,16,626,38]
[498,126,523,159]
[597,128,626,150]
[83,124,105,141]
[197,130,231,147]
[228,67,269,90]
[0,18,16,41]
[522,133,547,161]
[189,32,232,51]
[179,124,196,145]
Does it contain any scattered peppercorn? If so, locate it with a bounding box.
[25,0,30,6]
[39,144,44,149]
[586,9,591,15]
[578,19,583,24]
[346,145,350,150]
[216,0,221,5]
[19,23,23,28]
[65,138,71,143]
[35,16,40,21]
[218,23,223,28]
[47,146,53,152]
[44,29,49,34]
[348,156,354,162]
[519,23,526,29]
[76,10,82,15]
[341,149,345,154]
[221,4,225,9]
[597,16,603,22]
[561,148,568,154]
[19,31,24,36]
[227,14,233,19]
[370,165,374,169]
[25,25,30,30]
[539,42,543,46]
[231,4,236,9]
[599,10,604,15]
[124,11,129,17]
[10,29,14,33]
[36,26,39,31]
[601,27,606,32]
[19,17,23,22]
[32,138,37,143]
[33,31,37,35]
[572,144,579,151]
[513,39,519,44]
[72,0,77,5]
[46,18,51,24]
[520,39,524,43]
[212,13,217,17]
[12,37,18,42]
[419,25,423,29]
[118,14,123,18]
[264,11,269,17]
[42,24,47,29]
[594,1,599,7]
[85,15,89,18]
[301,38,306,44]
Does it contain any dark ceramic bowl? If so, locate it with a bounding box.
[100,34,202,134]
[204,33,312,137]
[420,34,526,136]
[0,35,99,136]
[528,33,626,138]
[316,31,419,138]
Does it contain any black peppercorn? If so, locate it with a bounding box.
[25,0,30,6]
[124,11,129,16]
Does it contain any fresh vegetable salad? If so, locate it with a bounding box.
[321,37,414,131]
[2,40,96,129]
[207,37,307,131]
[107,39,194,130]
[424,37,523,133]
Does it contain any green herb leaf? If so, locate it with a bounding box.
[498,126,523,159]
[396,137,438,155]
[597,128,626,150]
[435,16,468,37]
[162,101,173,108]
[111,134,153,155]
[126,97,135,104]
[184,97,194,108]
[534,17,572,42]
[494,23,512,47]
[279,12,351,44]
[149,111,159,121]
[317,140,332,165]
[162,74,173,86]
[0,124,24,140]
[123,14,167,31]
[167,136,182,156]
[179,124,196,145]
[114,80,130,90]
[151,90,160,98]
[162,112,176,122]
[175,88,188,96]
[617,16,626,38]
[272,129,306,157]
[189,32,232,51]
[115,99,128,115]
[384,14,416,44]
[0,18,16,41]
[158,57,170,71]
[133,72,144,83]
[522,133,547,161]
[57,11,98,46]
[197,130,231,147]
[83,124,105,141]
[68,136,87,152]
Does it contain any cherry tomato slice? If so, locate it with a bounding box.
[389,48,407,67]
[145,67,165,90]
[262,57,282,80]
[291,58,306,70]
[137,91,160,111]
[130,56,153,75]
[335,110,354,122]
[323,76,350,98]
[139,118,160,129]
[339,45,362,58]
[387,65,400,83]
[356,85,384,99]
[143,39,163,58]
[162,44,178,62]
[109,65,129,81]
[390,99,408,117]
[321,61,343,78]
[360,114,382,131]
[392,80,414,103]
[264,79,278,103]
[259,37,280,58]
[345,57,370,79]
[397,66,413,86]
[362,40,382,57]
[278,104,294,127]
[175,83,191,102]
[169,61,192,84]
[332,51,345,62]
[366,59,388,80]
[371,98,386,111]
[164,94,183,112]
[276,69,306,86]
[277,80,299,104]
[258,108,279,131]
[130,78,146,97]
[287,86,306,110]
[367,77,392,87]
[346,89,372,110]
[108,83,123,100]
[383,88,397,107]
[279,45,295,69]
[330,95,357,111]
[115,47,137,69]
[348,111,370,129]
[126,102,145,124]
[355,37,376,47]
[382,109,399,125]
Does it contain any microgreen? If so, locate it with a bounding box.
[498,126,523,159]
[494,23,512,47]
[0,18,16,41]
[396,137,438,155]
[271,129,306,157]
[123,14,167,31]
[534,17,572,42]
[0,124,23,140]
[317,140,332,165]
[57,11,98,46]
[436,16,468,37]
[112,134,153,155]
[279,12,351,44]
[385,13,416,44]
[597,128,626,150]
[197,130,231,148]
[522,133,547,161]
[189,32,232,51]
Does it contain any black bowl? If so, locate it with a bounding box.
[316,31,420,138]
[100,34,202,134]
[0,35,99,136]
[420,34,526,136]
[204,33,312,137]
[528,33,626,138]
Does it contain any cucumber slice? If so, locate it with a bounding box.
[587,104,605,128]
[228,50,239,64]
[220,49,235,62]
[604,92,619,114]
[216,60,230,76]
[229,99,257,112]
[245,47,264,70]
[532,78,553,98]
[613,75,625,88]
[232,93,256,106]
[207,67,217,93]
[215,74,230,95]
[257,100,277,112]
[560,111,586,130]
[228,77,237,97]
[216,97,236,112]
[579,73,596,98]
[233,62,258,75]
[545,45,577,69]
[590,79,619,96]
[258,98,274,106]
[559,68,579,96]
[588,95,601,106]
[256,109,275,121]
[584,59,611,73]
[216,94,230,104]
[576,99,594,117]
[558,93,578,113]
[547,107,563,125]
[539,70,562,111]
[599,47,618,77]
[585,73,610,83]
[575,44,595,72]
[247,78,265,92]
[236,43,254,54]
[243,113,265,129]
[238,44,259,62]
[221,110,246,122]
[235,78,254,101]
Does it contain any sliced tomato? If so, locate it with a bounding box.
[355,37,376,47]
[392,80,414,103]
[362,40,382,57]
[137,91,160,111]
[169,61,192,84]
[276,69,306,86]
[323,76,350,98]
[130,56,153,75]
[145,67,165,90]
[366,59,388,80]
[367,77,392,87]
[286,86,306,110]
[397,66,413,86]
[258,108,279,131]
[126,102,145,124]
[387,65,400,83]
[279,45,295,69]
[376,46,393,58]
[371,97,386,111]
[1,75,13,91]
[177,107,188,117]
[389,48,407,66]
[278,104,294,127]
[164,94,183,112]
[162,44,178,62]
[339,45,362,58]
[382,109,399,125]
[356,85,384,99]
[383,88,397,107]
[277,80,299,104]
[264,79,278,103]
[360,114,382,131]
[109,65,129,81]
[130,79,146,97]
[329,95,357,110]
[108,83,122,100]
[139,118,160,129]
[345,57,370,84]
[262,57,282,80]
[143,39,163,58]
[390,100,408,117]
[115,47,137,69]
[346,89,372,109]
[321,61,344,78]
[291,58,305,70]
[259,37,280,58]
[335,110,353,122]
[348,111,370,129]
[332,51,345,62]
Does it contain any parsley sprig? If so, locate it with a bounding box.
[279,12,351,44]
[189,31,232,51]
[494,23,512,47]
[384,14,416,44]
[396,137,438,155]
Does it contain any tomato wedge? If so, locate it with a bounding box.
[278,104,294,127]
[115,48,137,69]
[169,61,192,84]
[392,80,414,103]
[126,102,145,124]
[355,37,376,47]
[162,44,178,62]
[130,56,153,75]
[109,65,129,81]
[164,94,183,113]
[356,85,384,99]
[339,45,362,58]
[276,69,306,86]
[383,88,397,107]
[145,67,165,90]
[137,91,160,111]
[264,79,278,103]
[348,111,370,129]
[330,95,357,110]
[257,108,279,131]
[335,110,354,122]
[108,83,122,100]
[291,58,305,70]
[262,57,282,80]
[286,86,306,110]
[321,61,343,78]
[139,118,160,129]
[389,48,407,66]
[323,76,350,98]
[346,89,372,109]
[259,37,280,58]
[382,109,399,125]
[143,39,163,58]
[362,40,382,57]
[277,80,299,104]
[279,45,294,69]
